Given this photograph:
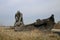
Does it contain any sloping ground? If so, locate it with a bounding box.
[0,27,60,40]
[54,23,60,29]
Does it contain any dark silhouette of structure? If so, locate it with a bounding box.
[14,11,24,27]
[14,12,55,31]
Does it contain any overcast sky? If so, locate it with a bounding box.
[0,0,60,26]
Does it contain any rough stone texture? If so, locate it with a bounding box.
[25,14,55,31]
[14,11,24,27]
[14,13,55,31]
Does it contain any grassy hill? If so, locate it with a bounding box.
[0,27,60,40]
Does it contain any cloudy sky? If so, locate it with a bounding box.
[0,0,60,26]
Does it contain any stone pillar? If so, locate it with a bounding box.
[14,11,24,27]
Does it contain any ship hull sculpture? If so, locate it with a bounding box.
[14,11,55,31]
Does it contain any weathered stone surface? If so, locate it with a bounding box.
[40,14,55,30]
[14,13,55,31]
[14,11,24,27]
[14,24,36,31]
[25,14,55,31]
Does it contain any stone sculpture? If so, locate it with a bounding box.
[14,12,55,31]
[14,11,24,27]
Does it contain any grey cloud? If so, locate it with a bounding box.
[0,0,60,26]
